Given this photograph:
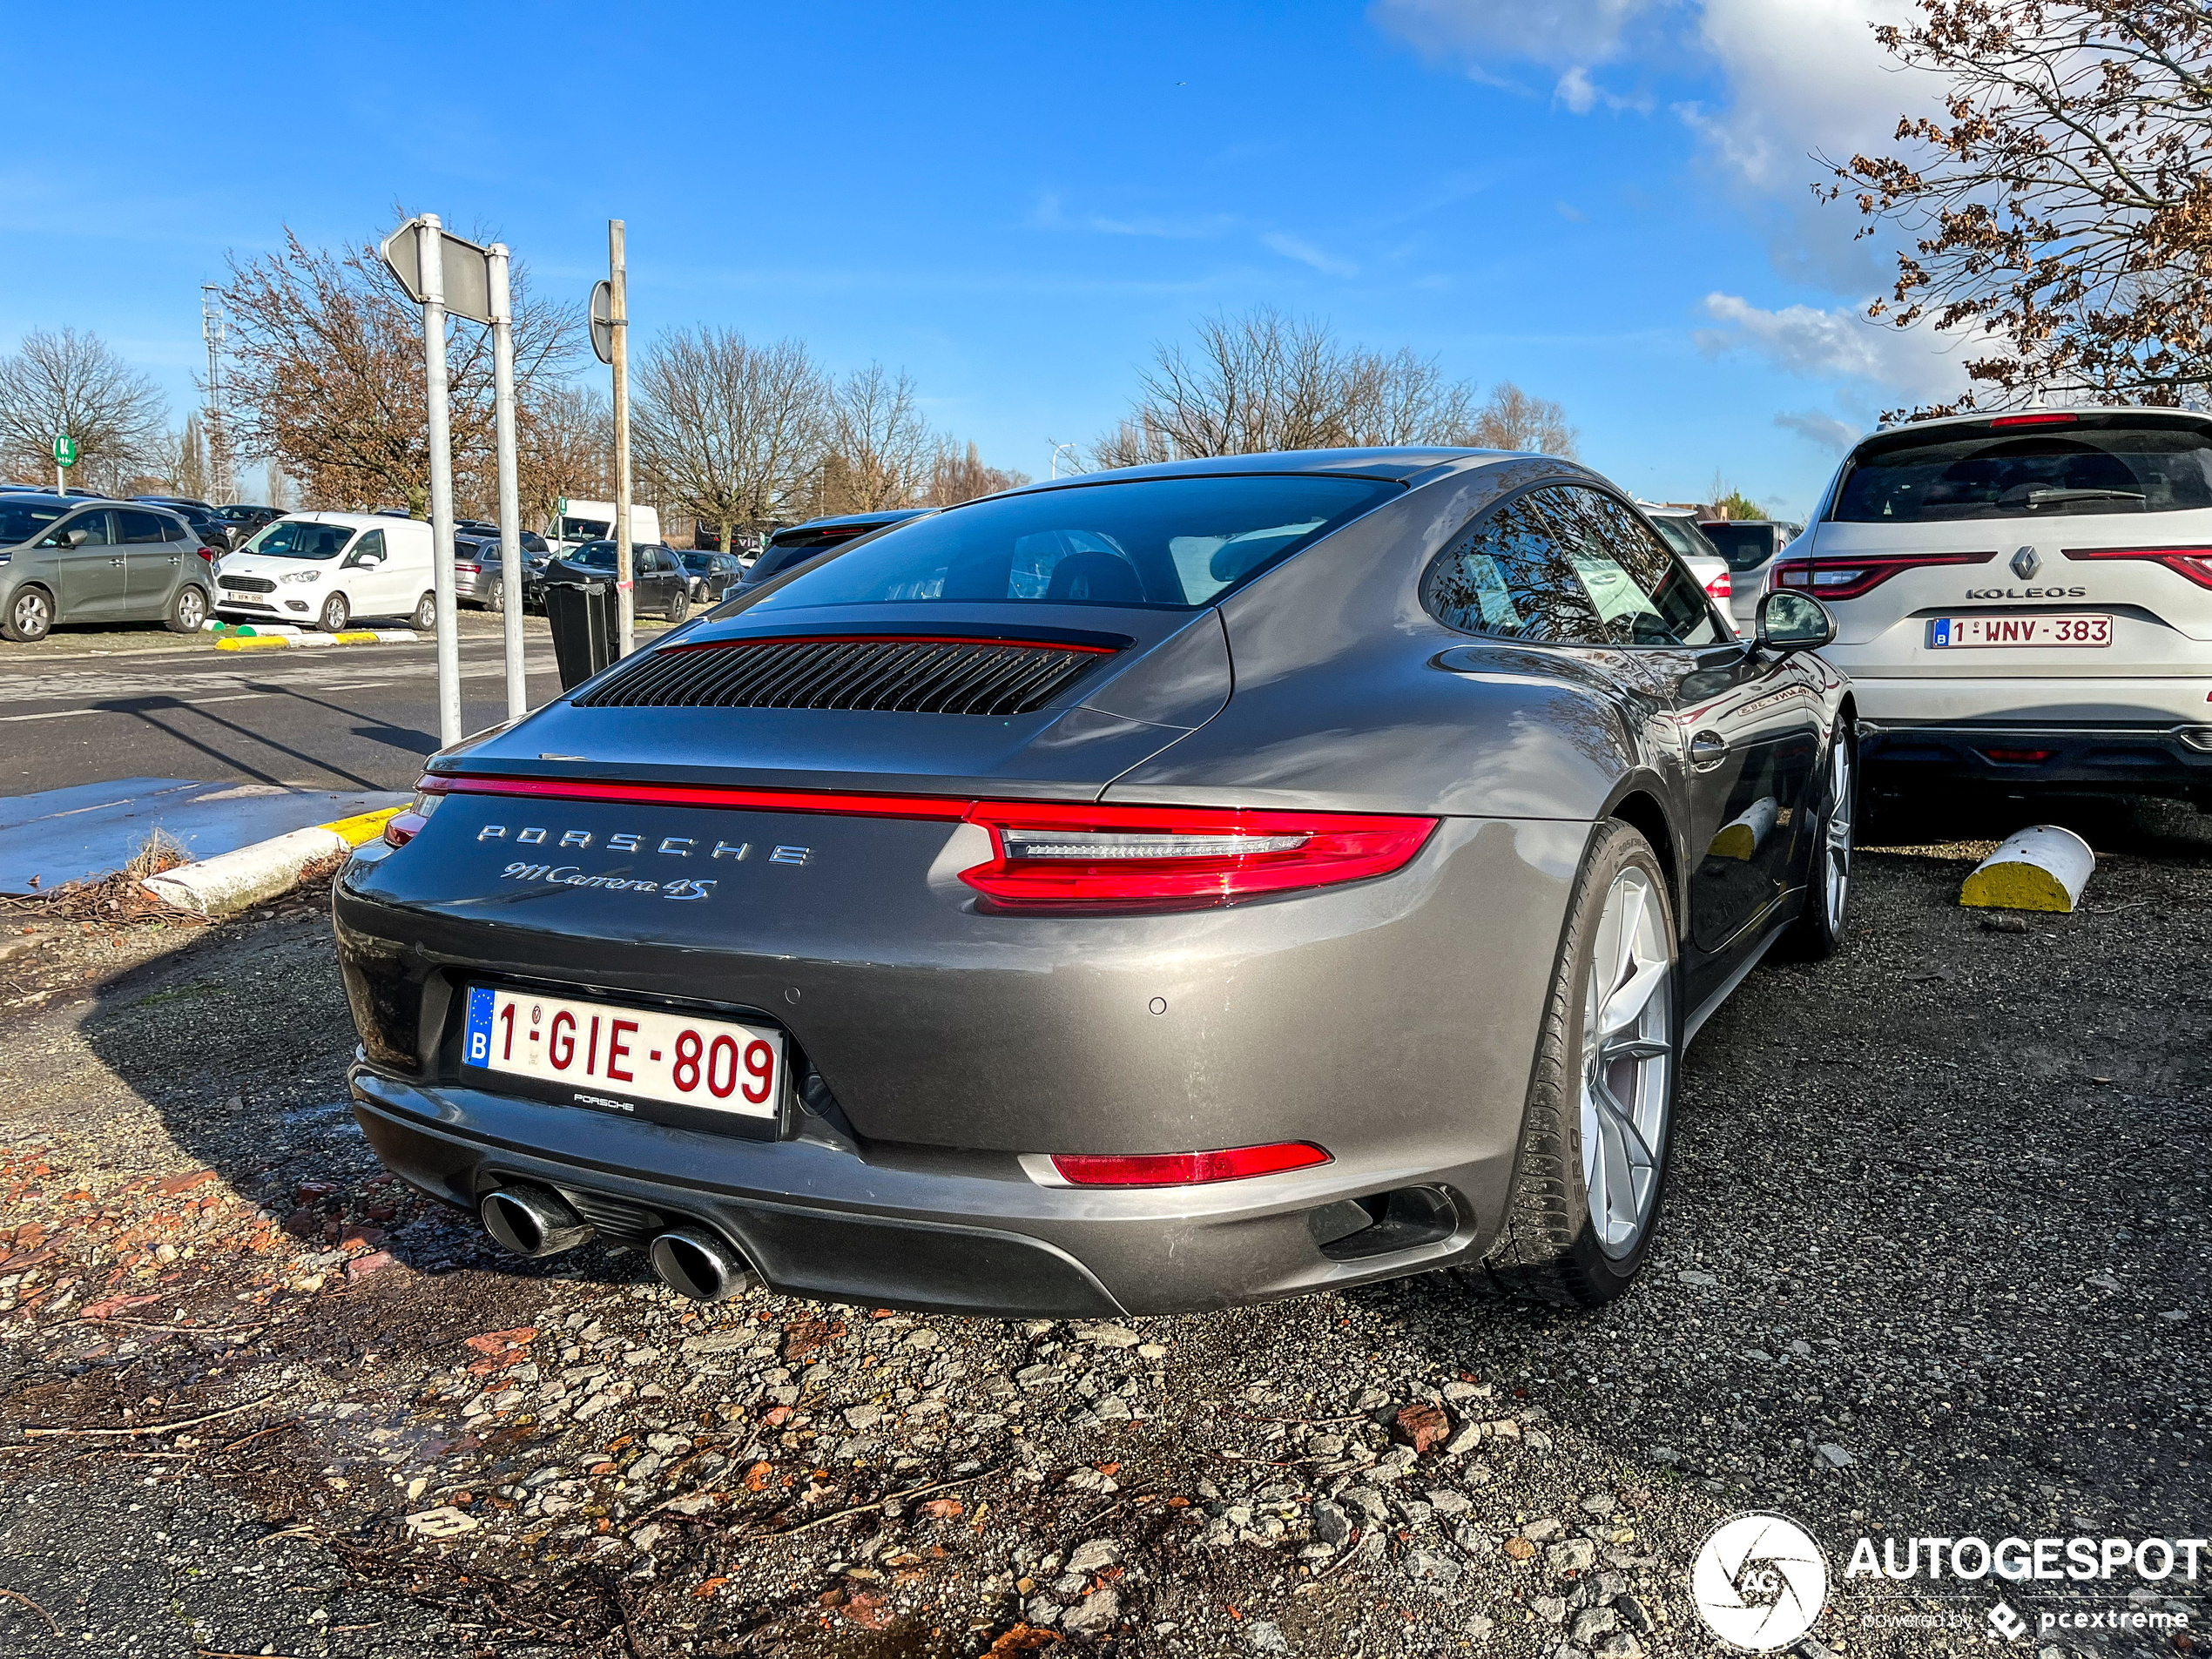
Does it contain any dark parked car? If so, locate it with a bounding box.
[339,448,1855,1317]
[1,496,216,641]
[134,496,234,551]
[738,509,934,590]
[542,540,691,622]
[455,531,553,610]
[678,550,745,604]
[692,526,764,556]
[216,504,282,542]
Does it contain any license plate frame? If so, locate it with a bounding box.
[457,984,786,1139]
[1927,614,2113,649]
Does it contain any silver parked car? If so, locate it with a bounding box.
[336,449,1854,1314]
[0,494,219,643]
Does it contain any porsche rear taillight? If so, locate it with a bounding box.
[383,779,450,847]
[1050,1141,1331,1186]
[2061,544,2212,590]
[958,802,1437,912]
[1769,549,1996,599]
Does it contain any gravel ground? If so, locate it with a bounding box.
[0,797,2205,1659]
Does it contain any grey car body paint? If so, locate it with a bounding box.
[334,448,1851,1316]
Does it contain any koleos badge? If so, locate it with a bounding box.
[1690,1512,1830,1651]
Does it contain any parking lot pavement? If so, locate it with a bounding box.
[0,801,2204,1658]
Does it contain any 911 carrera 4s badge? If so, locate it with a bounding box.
[498,861,719,899]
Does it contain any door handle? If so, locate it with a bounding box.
[110,556,125,566]
[1688,731,1730,770]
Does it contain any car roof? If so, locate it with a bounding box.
[1864,406,2212,444]
[1002,447,1532,496]
[277,511,401,529]
[781,509,933,531]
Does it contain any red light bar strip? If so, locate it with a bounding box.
[652,634,1118,657]
[1050,1142,1331,1187]
[419,772,974,821]
[1769,550,1995,600]
[2061,544,2212,590]
[1988,412,2079,427]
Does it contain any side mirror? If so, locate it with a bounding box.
[64,527,90,549]
[1755,590,1836,656]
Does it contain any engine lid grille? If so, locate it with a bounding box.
[574,635,1116,717]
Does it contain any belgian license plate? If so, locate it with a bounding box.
[461,985,782,1122]
[1928,614,2111,649]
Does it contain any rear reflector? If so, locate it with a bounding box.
[2061,544,2212,590]
[1983,749,2054,764]
[1988,412,2079,428]
[1770,550,1996,599]
[1050,1142,1330,1186]
[960,801,1438,912]
[1704,571,1732,600]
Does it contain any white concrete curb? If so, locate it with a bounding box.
[1960,824,2095,913]
[211,629,421,652]
[142,806,402,918]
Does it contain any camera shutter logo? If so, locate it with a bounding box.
[1690,1512,1830,1651]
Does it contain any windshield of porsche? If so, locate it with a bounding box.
[750,475,1399,611]
[1832,420,2212,523]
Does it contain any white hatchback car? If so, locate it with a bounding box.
[215,513,437,633]
[1776,408,2212,800]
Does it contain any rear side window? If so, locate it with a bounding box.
[1423,485,1724,648]
[118,510,168,544]
[1832,419,2212,523]
[752,476,1399,612]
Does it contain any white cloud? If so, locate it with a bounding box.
[1774,408,1860,454]
[1262,232,1359,278]
[1369,0,1660,84]
[1696,292,1969,406]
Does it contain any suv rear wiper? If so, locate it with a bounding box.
[2016,486,2146,506]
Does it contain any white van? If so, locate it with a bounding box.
[214,513,437,633]
[553,500,661,555]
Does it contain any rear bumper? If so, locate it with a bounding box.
[1860,718,2212,794]
[350,1067,1500,1317]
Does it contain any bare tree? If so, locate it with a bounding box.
[921,441,1031,506]
[810,364,934,515]
[1467,381,1581,456]
[172,414,211,500]
[0,327,169,491]
[635,329,828,551]
[1094,307,1484,464]
[521,383,612,532]
[1826,0,2212,408]
[219,227,578,514]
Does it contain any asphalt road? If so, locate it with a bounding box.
[0,625,571,796]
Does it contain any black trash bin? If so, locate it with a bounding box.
[543,579,619,691]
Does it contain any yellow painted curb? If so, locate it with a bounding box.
[320,806,406,847]
[1959,824,2094,913]
[331,631,380,644]
[215,635,291,651]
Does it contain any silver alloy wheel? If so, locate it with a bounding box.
[13,590,51,638]
[1580,866,1673,1258]
[176,586,206,631]
[1821,739,1853,933]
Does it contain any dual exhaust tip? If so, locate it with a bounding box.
[478,1185,752,1303]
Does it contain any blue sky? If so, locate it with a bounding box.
[1,0,1959,518]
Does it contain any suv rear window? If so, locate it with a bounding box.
[1700,523,1781,572]
[752,475,1399,611]
[1832,417,2212,523]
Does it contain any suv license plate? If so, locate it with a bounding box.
[462,985,782,1122]
[1928,615,2111,649]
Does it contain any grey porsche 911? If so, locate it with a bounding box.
[336,448,1852,1315]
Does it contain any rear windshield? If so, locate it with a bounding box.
[244,520,354,560]
[0,499,66,543]
[751,475,1399,612]
[1700,523,1780,572]
[1832,419,2212,523]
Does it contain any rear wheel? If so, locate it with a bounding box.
[165,583,207,635]
[317,591,350,633]
[412,591,437,631]
[1780,728,1854,961]
[3,585,54,643]
[1468,819,1679,1307]
[665,587,690,624]
[487,577,505,614]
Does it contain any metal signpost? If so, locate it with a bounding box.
[594,222,636,659]
[51,434,76,495]
[381,215,515,745]
[488,245,527,723]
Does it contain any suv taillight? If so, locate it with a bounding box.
[959,801,1437,913]
[2061,544,2212,590]
[1704,571,1731,601]
[1770,550,1996,599]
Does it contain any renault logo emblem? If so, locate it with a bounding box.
[2011,546,2041,580]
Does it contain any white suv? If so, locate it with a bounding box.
[1776,408,2212,800]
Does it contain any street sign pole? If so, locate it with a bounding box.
[488,244,527,723]
[52,433,74,495]
[608,219,635,660]
[418,214,463,746]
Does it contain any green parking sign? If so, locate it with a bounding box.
[51,434,78,468]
